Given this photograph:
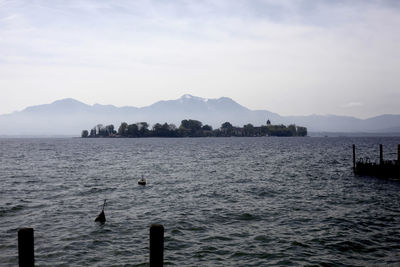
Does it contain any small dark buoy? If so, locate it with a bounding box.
[138,175,146,186]
[95,199,106,223]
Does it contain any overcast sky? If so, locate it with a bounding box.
[1,0,399,118]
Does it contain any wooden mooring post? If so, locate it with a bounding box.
[150,224,164,267]
[398,144,400,162]
[18,228,34,267]
[380,144,383,165]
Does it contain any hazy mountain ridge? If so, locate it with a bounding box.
[0,94,399,135]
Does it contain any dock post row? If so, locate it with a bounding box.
[353,144,400,166]
[353,144,400,177]
[18,225,164,266]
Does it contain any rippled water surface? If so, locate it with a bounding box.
[1,137,400,266]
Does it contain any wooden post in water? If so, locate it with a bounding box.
[352,144,356,171]
[380,144,383,165]
[150,224,164,267]
[18,228,34,267]
[398,144,400,163]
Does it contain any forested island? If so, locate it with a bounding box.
[81,120,307,138]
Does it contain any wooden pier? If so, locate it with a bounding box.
[353,144,400,179]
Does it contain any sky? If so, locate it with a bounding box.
[1,0,400,118]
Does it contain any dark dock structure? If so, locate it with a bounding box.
[353,144,400,179]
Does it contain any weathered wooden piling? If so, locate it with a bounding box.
[18,228,34,267]
[150,224,164,267]
[398,144,400,162]
[380,144,383,165]
[353,144,356,170]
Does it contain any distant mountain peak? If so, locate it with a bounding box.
[181,94,194,99]
[22,98,89,114]
[178,94,238,104]
[179,94,208,102]
[178,94,209,103]
[216,96,234,102]
[51,98,86,105]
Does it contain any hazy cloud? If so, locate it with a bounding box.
[0,0,400,118]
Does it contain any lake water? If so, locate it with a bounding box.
[1,137,400,266]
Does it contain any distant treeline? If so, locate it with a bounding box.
[81,120,307,138]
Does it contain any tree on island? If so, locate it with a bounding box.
[243,123,255,136]
[118,122,128,135]
[153,123,175,137]
[127,123,139,137]
[220,121,233,136]
[138,122,150,137]
[81,130,89,138]
[202,125,212,131]
[179,119,203,137]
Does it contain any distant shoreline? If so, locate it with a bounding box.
[308,132,400,137]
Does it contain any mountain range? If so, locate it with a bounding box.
[1,94,400,136]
